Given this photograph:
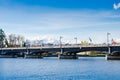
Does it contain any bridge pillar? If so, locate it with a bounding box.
[61,48,63,54]
[12,54,18,58]
[105,46,120,60]
[108,47,111,54]
[23,53,27,58]
[58,48,63,59]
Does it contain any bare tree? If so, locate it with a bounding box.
[8,34,25,47]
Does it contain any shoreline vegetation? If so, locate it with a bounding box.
[78,54,106,57]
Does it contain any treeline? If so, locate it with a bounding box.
[7,34,25,47]
[0,29,26,47]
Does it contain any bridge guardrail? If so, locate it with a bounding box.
[1,44,120,50]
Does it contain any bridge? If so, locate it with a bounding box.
[0,44,120,59]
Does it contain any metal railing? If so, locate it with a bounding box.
[1,43,120,50]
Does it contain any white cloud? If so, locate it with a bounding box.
[113,3,120,10]
[0,7,120,44]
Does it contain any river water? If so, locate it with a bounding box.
[0,57,120,80]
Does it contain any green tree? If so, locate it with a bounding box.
[0,29,6,47]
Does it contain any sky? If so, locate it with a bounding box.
[0,0,120,44]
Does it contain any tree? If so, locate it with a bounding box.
[8,34,25,47]
[0,29,7,47]
[8,34,16,47]
[16,35,25,47]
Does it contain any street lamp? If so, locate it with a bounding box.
[107,32,110,46]
[107,32,111,54]
[60,36,63,48]
[59,36,63,54]
[25,40,30,54]
[74,37,77,44]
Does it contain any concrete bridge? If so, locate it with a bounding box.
[0,44,120,59]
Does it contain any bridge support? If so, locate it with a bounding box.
[105,47,120,60]
[106,51,120,60]
[58,52,78,59]
[23,53,27,58]
[108,47,111,54]
[61,48,63,54]
[0,54,17,58]
[106,54,120,60]
[23,53,43,59]
[12,54,18,58]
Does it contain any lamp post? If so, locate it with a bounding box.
[26,40,30,54]
[74,37,77,45]
[60,36,63,48]
[107,33,110,46]
[60,36,63,54]
[107,32,111,54]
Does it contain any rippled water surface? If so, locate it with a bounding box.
[0,57,120,80]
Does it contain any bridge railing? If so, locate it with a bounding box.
[29,44,120,48]
[41,43,120,48]
[2,43,120,49]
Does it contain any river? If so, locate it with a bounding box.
[0,57,120,80]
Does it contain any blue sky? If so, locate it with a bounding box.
[0,0,120,44]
